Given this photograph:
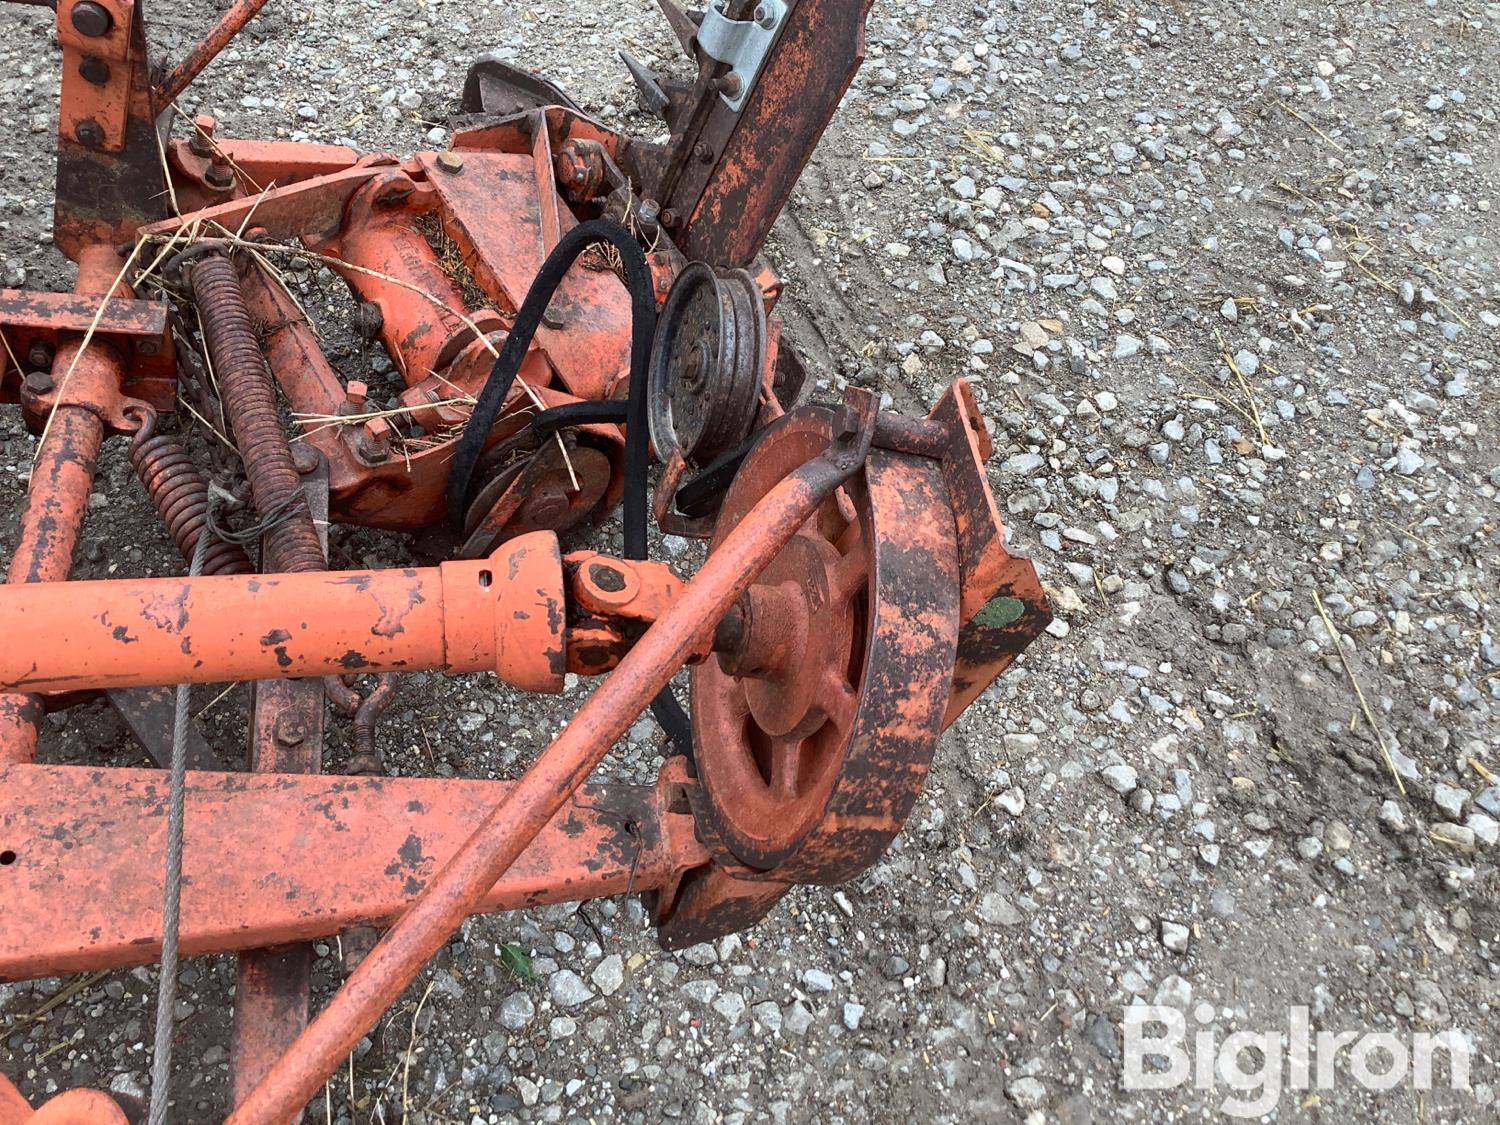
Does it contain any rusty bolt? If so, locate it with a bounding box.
[713,74,742,97]
[435,151,464,174]
[188,114,217,157]
[23,370,54,396]
[136,336,160,356]
[74,119,104,148]
[274,714,307,747]
[693,142,714,164]
[70,1,112,37]
[345,380,369,408]
[206,155,234,189]
[25,340,54,370]
[359,416,393,463]
[660,209,678,228]
[79,56,110,85]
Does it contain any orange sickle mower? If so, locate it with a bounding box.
[0,0,1050,1118]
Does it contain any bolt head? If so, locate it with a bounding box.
[25,341,54,369]
[23,370,54,396]
[69,1,112,37]
[206,158,234,189]
[78,56,110,85]
[188,114,218,156]
[274,715,307,746]
[74,119,104,148]
[436,151,465,174]
[345,380,369,405]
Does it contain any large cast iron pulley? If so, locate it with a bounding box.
[647,262,766,467]
[691,409,962,884]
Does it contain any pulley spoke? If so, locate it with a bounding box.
[769,735,804,799]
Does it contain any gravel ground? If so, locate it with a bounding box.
[3,0,1499,1121]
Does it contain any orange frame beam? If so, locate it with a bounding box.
[0,764,707,979]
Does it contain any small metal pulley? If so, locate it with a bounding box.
[647,262,766,466]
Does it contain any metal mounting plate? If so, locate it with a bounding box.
[696,0,787,111]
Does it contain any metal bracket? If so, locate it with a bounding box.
[695,0,786,111]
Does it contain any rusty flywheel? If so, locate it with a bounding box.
[692,409,962,884]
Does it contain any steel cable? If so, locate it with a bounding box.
[148,499,212,1125]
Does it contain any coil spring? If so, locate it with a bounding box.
[188,252,325,575]
[129,414,252,576]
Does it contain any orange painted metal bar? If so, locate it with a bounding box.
[0,534,565,696]
[0,1075,30,1124]
[0,247,127,765]
[0,764,706,978]
[228,401,876,1122]
[0,1083,128,1125]
[155,0,274,105]
[229,678,327,1108]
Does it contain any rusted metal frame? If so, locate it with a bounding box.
[226,394,879,1122]
[207,139,360,187]
[53,0,165,259]
[531,124,564,255]
[0,535,568,695]
[55,0,136,151]
[1,290,174,414]
[0,247,135,766]
[918,382,1051,724]
[660,0,875,266]
[0,764,707,978]
[138,166,388,246]
[239,254,540,531]
[0,406,99,765]
[416,150,634,401]
[649,755,793,948]
[320,169,500,389]
[230,452,332,1111]
[631,0,741,231]
[231,682,324,1110]
[0,288,167,348]
[155,0,273,106]
[449,106,623,162]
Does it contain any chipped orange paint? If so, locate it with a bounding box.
[0,534,566,696]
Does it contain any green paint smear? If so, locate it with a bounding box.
[974,595,1025,629]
